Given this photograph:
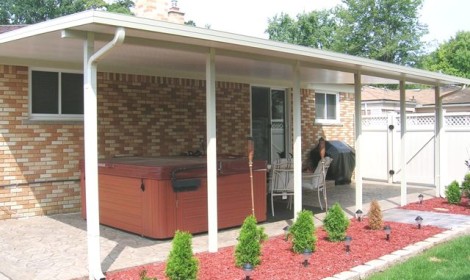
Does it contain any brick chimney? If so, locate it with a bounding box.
[134,0,185,24]
[167,0,185,24]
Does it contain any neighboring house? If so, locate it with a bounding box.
[362,85,470,115]
[0,2,355,221]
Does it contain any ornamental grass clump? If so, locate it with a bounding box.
[165,231,198,280]
[323,203,350,242]
[288,209,317,253]
[445,180,462,204]
[234,215,268,268]
[368,200,384,230]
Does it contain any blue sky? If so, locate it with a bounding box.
[179,0,470,51]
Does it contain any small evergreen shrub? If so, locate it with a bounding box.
[368,200,384,230]
[234,215,268,268]
[289,209,317,253]
[461,173,470,198]
[445,180,462,204]
[139,270,158,280]
[323,203,350,242]
[165,231,198,280]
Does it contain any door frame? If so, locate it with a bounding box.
[250,85,291,164]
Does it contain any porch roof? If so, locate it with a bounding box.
[1,10,469,87]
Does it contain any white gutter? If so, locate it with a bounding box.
[84,27,125,280]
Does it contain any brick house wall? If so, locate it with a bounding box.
[0,65,251,220]
[0,65,83,219]
[0,64,355,221]
[301,88,355,152]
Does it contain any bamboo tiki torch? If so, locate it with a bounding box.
[247,137,255,217]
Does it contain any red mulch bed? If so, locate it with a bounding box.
[402,196,470,215]
[105,219,443,280]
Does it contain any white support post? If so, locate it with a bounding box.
[206,48,218,252]
[399,80,407,206]
[354,73,363,211]
[83,28,125,280]
[292,62,302,219]
[434,86,444,197]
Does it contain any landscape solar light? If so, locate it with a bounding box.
[415,216,423,229]
[302,248,312,267]
[242,263,253,280]
[384,225,391,241]
[345,236,352,254]
[283,225,290,241]
[418,194,424,204]
[355,209,363,222]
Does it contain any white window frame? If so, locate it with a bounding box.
[315,91,340,125]
[29,67,84,121]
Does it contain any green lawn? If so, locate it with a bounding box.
[367,235,470,280]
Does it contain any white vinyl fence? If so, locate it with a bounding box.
[362,112,470,187]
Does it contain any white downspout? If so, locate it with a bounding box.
[292,62,302,219]
[354,73,363,211]
[84,27,125,280]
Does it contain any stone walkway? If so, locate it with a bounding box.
[0,182,469,280]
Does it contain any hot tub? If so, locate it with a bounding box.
[80,156,267,239]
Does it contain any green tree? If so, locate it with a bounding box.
[165,230,199,280]
[234,215,267,268]
[323,202,350,242]
[420,31,470,79]
[0,0,133,24]
[266,10,337,50]
[333,0,427,66]
[288,209,317,253]
[266,0,428,66]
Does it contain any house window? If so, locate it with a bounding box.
[30,69,83,120]
[315,92,340,124]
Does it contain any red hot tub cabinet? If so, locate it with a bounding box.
[80,157,267,239]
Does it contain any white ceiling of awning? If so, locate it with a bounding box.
[1,10,469,88]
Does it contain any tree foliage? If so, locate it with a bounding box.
[445,180,462,205]
[0,0,133,24]
[288,209,317,253]
[334,0,427,66]
[165,230,198,280]
[420,31,470,79]
[234,215,267,268]
[266,0,428,66]
[323,202,350,242]
[266,10,337,50]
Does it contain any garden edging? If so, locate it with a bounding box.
[325,220,470,280]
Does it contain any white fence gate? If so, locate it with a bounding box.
[362,112,470,187]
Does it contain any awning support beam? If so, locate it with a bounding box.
[434,86,444,197]
[354,73,363,211]
[292,62,302,219]
[399,80,407,206]
[206,48,218,252]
